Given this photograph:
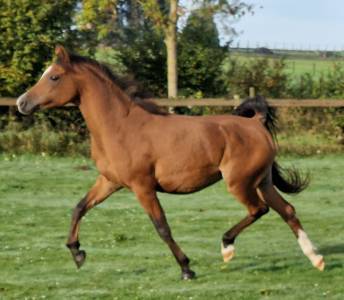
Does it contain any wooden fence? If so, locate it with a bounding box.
[1,97,344,107]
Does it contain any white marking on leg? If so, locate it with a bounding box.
[221,242,235,263]
[40,65,53,79]
[297,229,325,271]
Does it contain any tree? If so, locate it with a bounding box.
[76,0,119,49]
[77,0,252,98]
[77,0,166,95]
[178,8,226,96]
[119,25,167,96]
[138,0,252,98]
[138,0,177,98]
[0,0,77,96]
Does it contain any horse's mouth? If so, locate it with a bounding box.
[17,102,37,115]
[18,100,54,115]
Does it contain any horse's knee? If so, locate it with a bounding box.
[282,204,303,234]
[157,225,171,240]
[73,198,87,217]
[250,204,269,218]
[285,204,295,217]
[257,205,269,217]
[153,221,171,241]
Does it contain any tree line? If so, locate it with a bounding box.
[0,0,252,98]
[1,0,343,100]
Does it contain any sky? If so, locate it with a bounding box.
[233,0,344,50]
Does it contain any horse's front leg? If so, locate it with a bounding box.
[133,185,195,280]
[66,175,122,268]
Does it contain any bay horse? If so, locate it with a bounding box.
[17,46,324,279]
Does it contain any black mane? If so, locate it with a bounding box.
[58,53,168,115]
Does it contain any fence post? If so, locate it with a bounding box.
[233,94,241,101]
[249,87,256,98]
[233,94,241,107]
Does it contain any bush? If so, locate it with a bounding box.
[221,57,288,98]
[274,107,344,155]
[222,57,344,99]
[0,105,342,157]
[0,1,77,97]
[178,9,226,97]
[0,108,89,156]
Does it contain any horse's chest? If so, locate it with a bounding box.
[91,140,124,183]
[94,158,120,183]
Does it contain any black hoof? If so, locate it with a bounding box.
[74,250,86,269]
[181,270,196,280]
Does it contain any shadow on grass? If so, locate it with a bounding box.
[317,244,344,271]
[319,243,344,255]
[232,263,297,273]
[323,261,344,271]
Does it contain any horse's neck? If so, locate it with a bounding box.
[78,81,132,148]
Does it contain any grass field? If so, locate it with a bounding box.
[0,154,343,299]
[230,53,344,78]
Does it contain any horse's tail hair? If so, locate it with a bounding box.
[232,95,277,137]
[271,161,309,194]
[233,95,309,194]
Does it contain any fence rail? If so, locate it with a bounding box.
[1,98,344,107]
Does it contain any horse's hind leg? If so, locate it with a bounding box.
[66,175,122,268]
[222,185,269,263]
[133,186,195,280]
[257,183,325,271]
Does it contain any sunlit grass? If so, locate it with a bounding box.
[278,132,343,155]
[230,53,344,78]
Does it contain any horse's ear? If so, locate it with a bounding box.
[55,45,70,65]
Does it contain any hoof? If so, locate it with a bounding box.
[221,243,235,263]
[313,255,325,271]
[181,270,196,280]
[74,250,86,269]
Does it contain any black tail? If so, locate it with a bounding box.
[233,96,309,194]
[271,161,309,194]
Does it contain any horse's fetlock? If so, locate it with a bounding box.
[222,234,235,246]
[66,240,80,250]
[181,256,190,266]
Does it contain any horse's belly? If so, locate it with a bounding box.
[156,168,222,194]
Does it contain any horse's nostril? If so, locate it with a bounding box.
[19,100,27,110]
[16,95,31,114]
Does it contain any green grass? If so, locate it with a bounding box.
[0,154,343,299]
[284,59,339,77]
[278,133,343,155]
[230,53,344,78]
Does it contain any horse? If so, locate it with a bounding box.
[16,46,325,279]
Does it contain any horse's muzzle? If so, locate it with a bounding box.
[16,93,37,115]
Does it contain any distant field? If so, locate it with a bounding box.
[230,52,344,78]
[0,155,343,299]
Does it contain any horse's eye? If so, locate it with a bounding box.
[50,75,60,81]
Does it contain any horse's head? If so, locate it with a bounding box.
[17,46,78,115]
